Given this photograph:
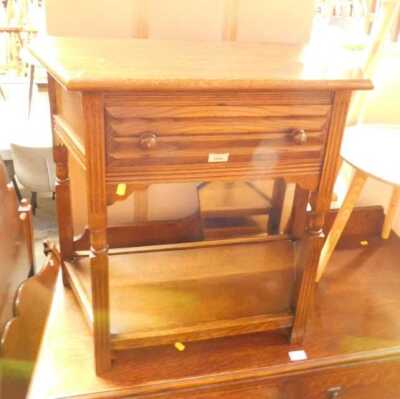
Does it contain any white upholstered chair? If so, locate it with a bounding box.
[11,143,55,214]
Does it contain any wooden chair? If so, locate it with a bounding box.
[0,156,61,398]
[0,241,60,399]
[11,143,56,214]
[0,158,34,330]
[316,0,400,282]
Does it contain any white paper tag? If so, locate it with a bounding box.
[208,153,230,163]
[288,350,308,362]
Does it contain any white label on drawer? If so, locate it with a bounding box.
[208,153,230,163]
[288,350,308,362]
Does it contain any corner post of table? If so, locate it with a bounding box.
[291,212,324,344]
[82,92,111,373]
[291,90,352,344]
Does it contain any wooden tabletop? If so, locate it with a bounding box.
[29,37,373,92]
[28,235,400,399]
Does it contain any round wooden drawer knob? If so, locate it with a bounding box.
[139,133,158,149]
[292,129,308,145]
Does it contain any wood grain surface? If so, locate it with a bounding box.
[29,37,373,92]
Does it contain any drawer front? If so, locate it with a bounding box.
[153,381,286,399]
[104,91,332,183]
[297,360,400,399]
[145,359,400,399]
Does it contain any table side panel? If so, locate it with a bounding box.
[54,81,86,148]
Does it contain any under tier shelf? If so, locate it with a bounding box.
[65,237,296,350]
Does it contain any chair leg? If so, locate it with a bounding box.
[12,177,22,202]
[331,158,344,203]
[316,169,368,283]
[31,192,38,215]
[28,64,35,118]
[0,84,6,101]
[381,186,400,239]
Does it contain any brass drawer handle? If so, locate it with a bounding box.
[139,133,158,149]
[327,386,342,398]
[292,129,308,145]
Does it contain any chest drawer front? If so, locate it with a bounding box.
[297,359,400,399]
[154,381,286,399]
[104,91,332,183]
[146,359,400,399]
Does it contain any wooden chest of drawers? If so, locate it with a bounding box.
[30,36,371,374]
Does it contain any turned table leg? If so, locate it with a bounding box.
[291,211,324,344]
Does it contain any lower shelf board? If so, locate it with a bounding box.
[65,238,296,349]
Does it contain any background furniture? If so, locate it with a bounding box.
[30,36,371,374]
[11,143,55,213]
[316,0,400,282]
[45,0,314,43]
[20,46,41,118]
[0,118,54,204]
[317,124,400,281]
[0,0,42,76]
[0,242,60,399]
[0,25,38,75]
[0,136,59,399]
[0,25,24,74]
[0,156,49,399]
[28,233,400,399]
[0,158,34,331]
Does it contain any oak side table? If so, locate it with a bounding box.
[30,37,371,374]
